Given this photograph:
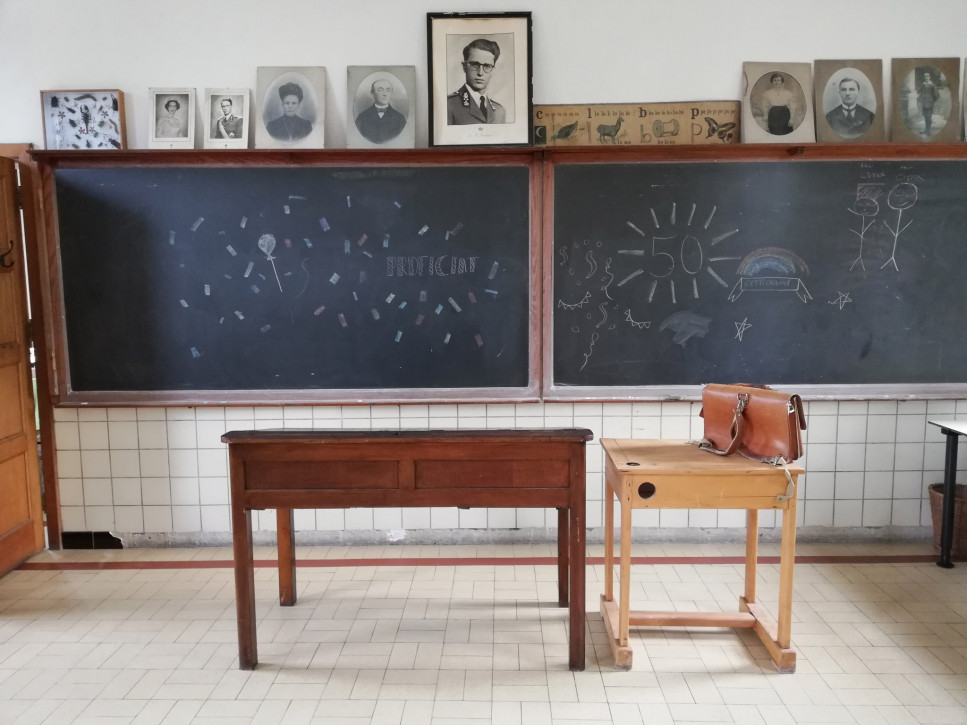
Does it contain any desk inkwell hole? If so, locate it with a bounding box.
[637,482,656,499]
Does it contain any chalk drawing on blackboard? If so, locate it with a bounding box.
[257,234,284,292]
[658,310,712,346]
[881,181,918,271]
[734,317,752,341]
[623,309,651,329]
[727,247,812,303]
[558,291,591,310]
[580,331,599,371]
[829,291,853,310]
[848,184,882,272]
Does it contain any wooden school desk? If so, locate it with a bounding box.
[222,428,593,672]
[600,438,804,672]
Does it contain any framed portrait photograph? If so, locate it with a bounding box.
[428,12,533,147]
[346,66,416,149]
[814,60,885,143]
[149,88,195,149]
[741,62,815,143]
[203,88,250,149]
[255,66,326,149]
[40,89,126,150]
[891,58,961,143]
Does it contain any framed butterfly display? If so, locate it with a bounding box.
[41,89,126,150]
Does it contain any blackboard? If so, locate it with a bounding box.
[46,153,538,403]
[548,153,967,398]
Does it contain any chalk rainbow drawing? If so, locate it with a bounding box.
[727,247,812,302]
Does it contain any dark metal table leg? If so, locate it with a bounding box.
[938,429,959,569]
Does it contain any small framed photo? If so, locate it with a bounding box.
[891,58,961,142]
[255,66,326,149]
[204,88,250,149]
[346,66,416,149]
[741,62,815,143]
[814,60,885,143]
[40,89,126,150]
[428,12,533,147]
[149,88,195,149]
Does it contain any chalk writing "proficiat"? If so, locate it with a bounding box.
[386,256,480,276]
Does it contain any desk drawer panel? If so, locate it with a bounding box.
[244,460,399,490]
[415,459,569,489]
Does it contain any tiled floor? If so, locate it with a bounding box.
[0,541,965,724]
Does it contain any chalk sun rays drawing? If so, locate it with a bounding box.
[617,201,739,306]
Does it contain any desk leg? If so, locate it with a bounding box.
[277,508,296,606]
[232,506,257,670]
[938,430,960,569]
[557,507,569,607]
[603,484,614,603]
[569,502,586,672]
[777,499,797,650]
[745,509,758,605]
[618,498,632,648]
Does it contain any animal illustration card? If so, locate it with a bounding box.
[533,101,739,147]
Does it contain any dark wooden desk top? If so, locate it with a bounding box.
[223,428,594,443]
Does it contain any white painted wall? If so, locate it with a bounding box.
[3,0,966,543]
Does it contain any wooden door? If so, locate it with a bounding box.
[0,157,45,572]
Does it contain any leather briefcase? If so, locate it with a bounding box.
[699,383,806,463]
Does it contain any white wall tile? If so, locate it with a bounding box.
[896,414,927,442]
[836,444,866,471]
[111,478,142,506]
[54,421,80,450]
[401,508,430,529]
[488,509,516,528]
[59,478,83,506]
[659,509,688,527]
[138,421,168,449]
[373,508,403,530]
[431,507,459,528]
[803,500,833,527]
[79,421,109,449]
[142,478,171,506]
[200,505,230,532]
[836,416,867,443]
[866,415,896,442]
[893,471,926,499]
[166,420,198,448]
[862,499,892,527]
[110,450,141,478]
[804,444,836,472]
[56,450,82,478]
[196,421,228,448]
[108,421,139,449]
[458,508,487,529]
[113,506,143,532]
[170,478,200,506]
[293,509,316,529]
[85,505,114,530]
[77,409,107,422]
[894,443,925,471]
[864,443,896,472]
[80,450,111,478]
[172,505,201,532]
[802,472,834,500]
[805,416,837,444]
[833,500,862,527]
[168,449,198,477]
[863,471,893,499]
[835,472,864,500]
[140,449,169,477]
[688,509,718,528]
[60,506,86,531]
[197,449,227,477]
[345,508,374,530]
[199,477,229,506]
[891,499,922,527]
[53,408,78,422]
[316,509,346,530]
[142,506,173,533]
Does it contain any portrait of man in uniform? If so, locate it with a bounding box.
[447,38,507,125]
[428,12,532,147]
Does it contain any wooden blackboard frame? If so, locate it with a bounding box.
[31,148,543,406]
[542,144,967,401]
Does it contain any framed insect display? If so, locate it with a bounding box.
[40,90,126,150]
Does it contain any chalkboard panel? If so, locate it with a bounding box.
[45,153,538,403]
[547,153,967,399]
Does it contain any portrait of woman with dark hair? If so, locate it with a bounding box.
[265,81,313,142]
[155,97,186,138]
